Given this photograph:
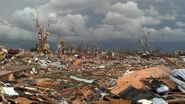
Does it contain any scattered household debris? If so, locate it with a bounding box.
[0,45,185,103]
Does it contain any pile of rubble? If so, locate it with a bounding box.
[0,47,185,104]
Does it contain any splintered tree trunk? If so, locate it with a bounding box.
[38,31,45,53]
[58,37,65,55]
[35,16,50,54]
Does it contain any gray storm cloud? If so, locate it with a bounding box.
[0,0,185,43]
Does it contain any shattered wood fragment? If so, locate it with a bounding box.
[15,97,35,104]
[92,97,131,104]
[172,94,185,98]
[92,101,110,104]
[0,65,35,81]
[8,74,15,81]
[163,57,183,68]
[0,94,8,103]
[161,79,177,89]
[169,92,185,94]
[80,86,92,97]
[15,86,39,93]
[34,78,54,87]
[110,99,131,104]
[72,98,85,104]
[111,65,171,94]
[39,94,60,104]
[60,89,76,96]
[73,59,81,66]
[167,98,185,104]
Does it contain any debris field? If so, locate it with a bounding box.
[0,47,185,104]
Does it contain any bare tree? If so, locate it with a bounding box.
[58,36,65,55]
[140,31,150,53]
[34,12,51,54]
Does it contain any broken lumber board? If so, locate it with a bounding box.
[0,65,35,81]
[163,57,183,69]
[111,65,171,95]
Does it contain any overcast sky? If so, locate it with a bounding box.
[0,0,185,51]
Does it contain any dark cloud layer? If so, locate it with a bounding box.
[0,0,185,51]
